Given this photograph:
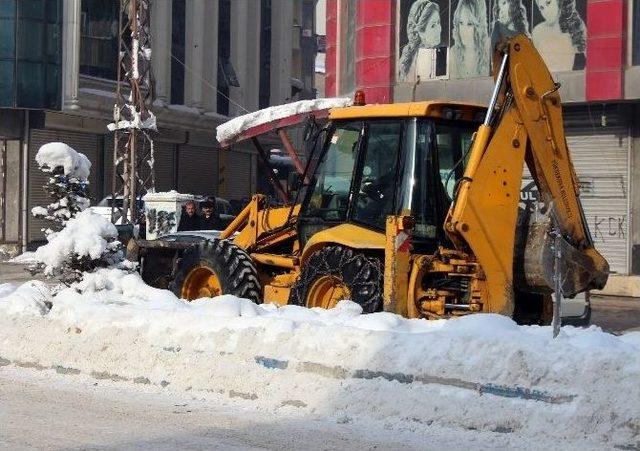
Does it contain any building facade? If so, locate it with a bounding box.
[324,0,640,283]
[0,0,316,255]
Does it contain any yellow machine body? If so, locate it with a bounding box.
[135,35,607,322]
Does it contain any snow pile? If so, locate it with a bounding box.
[216,97,353,145]
[0,269,638,447]
[14,210,121,276]
[0,281,51,317]
[35,142,91,180]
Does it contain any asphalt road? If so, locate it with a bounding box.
[1,261,639,333]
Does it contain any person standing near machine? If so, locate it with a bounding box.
[199,200,224,230]
[177,200,200,231]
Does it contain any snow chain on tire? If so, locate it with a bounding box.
[289,245,383,313]
[169,239,261,302]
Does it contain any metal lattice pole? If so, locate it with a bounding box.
[110,0,156,225]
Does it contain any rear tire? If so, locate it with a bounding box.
[289,245,382,313]
[169,239,261,302]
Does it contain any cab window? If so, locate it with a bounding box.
[436,124,474,198]
[306,122,361,222]
[352,121,403,230]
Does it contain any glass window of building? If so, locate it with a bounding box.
[80,0,119,80]
[216,0,238,115]
[0,0,61,109]
[259,0,272,109]
[170,0,186,104]
[0,0,16,107]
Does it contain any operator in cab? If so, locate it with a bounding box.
[177,200,200,231]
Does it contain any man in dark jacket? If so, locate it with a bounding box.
[199,200,224,230]
[177,200,200,231]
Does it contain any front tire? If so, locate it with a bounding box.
[289,245,382,312]
[169,239,261,302]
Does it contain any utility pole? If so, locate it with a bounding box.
[110,0,156,225]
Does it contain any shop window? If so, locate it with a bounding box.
[80,0,119,80]
[339,0,356,94]
[170,0,185,104]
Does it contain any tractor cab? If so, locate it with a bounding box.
[298,98,486,252]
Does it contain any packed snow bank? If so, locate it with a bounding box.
[35,142,91,180]
[216,97,352,144]
[0,281,51,317]
[11,210,120,275]
[0,268,638,447]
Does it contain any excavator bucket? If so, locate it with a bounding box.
[515,208,609,297]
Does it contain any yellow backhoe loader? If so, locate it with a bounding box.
[128,34,608,324]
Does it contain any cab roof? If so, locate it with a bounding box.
[328,101,487,122]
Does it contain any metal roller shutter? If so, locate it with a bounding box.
[177,145,218,196]
[566,126,629,274]
[153,142,176,192]
[521,107,630,274]
[104,144,115,197]
[28,129,100,243]
[222,150,252,201]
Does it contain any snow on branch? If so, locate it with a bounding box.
[15,210,122,281]
[36,142,91,180]
[107,104,157,131]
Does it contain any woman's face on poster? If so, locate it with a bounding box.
[536,0,560,23]
[418,12,441,48]
[498,0,510,23]
[458,6,475,47]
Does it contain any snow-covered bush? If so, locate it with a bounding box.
[23,143,123,283]
[31,142,91,228]
[24,209,124,283]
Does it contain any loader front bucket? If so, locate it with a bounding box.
[126,239,194,289]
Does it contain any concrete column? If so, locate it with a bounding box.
[201,0,218,113]
[230,0,261,114]
[62,0,81,110]
[269,0,293,105]
[151,0,172,106]
[185,0,205,111]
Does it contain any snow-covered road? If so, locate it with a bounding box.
[1,268,639,450]
[0,366,561,450]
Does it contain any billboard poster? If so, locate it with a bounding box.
[397,0,588,81]
[397,0,450,82]
[530,0,587,70]
[450,0,492,78]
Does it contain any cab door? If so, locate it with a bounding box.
[297,121,364,246]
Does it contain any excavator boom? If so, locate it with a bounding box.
[445,35,608,314]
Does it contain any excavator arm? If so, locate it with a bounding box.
[444,34,609,315]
